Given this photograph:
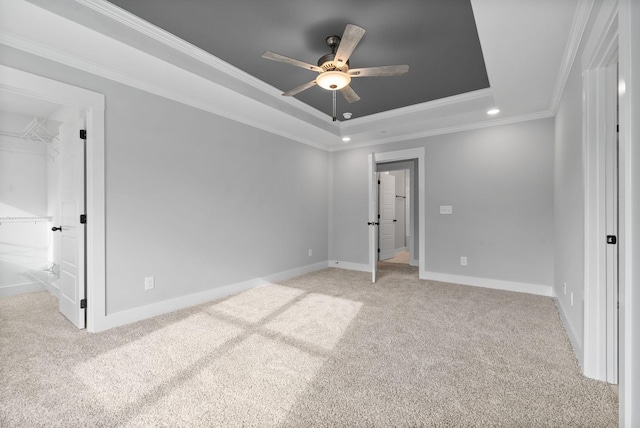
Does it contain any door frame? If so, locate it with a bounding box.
[0,65,106,332]
[368,148,426,279]
[581,8,619,382]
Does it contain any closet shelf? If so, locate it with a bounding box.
[0,216,53,224]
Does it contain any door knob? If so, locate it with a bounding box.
[52,226,62,232]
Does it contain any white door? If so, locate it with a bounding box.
[57,111,86,328]
[368,154,378,283]
[378,173,396,260]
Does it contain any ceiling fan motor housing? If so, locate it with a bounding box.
[318,53,350,72]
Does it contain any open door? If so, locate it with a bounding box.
[368,154,378,283]
[56,111,86,328]
[378,173,396,260]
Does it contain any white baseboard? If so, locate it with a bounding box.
[44,280,60,298]
[423,271,554,297]
[0,282,43,298]
[328,260,370,272]
[100,261,329,331]
[395,247,408,254]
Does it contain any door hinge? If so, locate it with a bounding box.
[378,248,380,253]
[607,235,617,245]
[80,214,87,224]
[80,130,87,140]
[378,180,380,185]
[80,299,87,309]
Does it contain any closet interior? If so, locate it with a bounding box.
[0,90,70,298]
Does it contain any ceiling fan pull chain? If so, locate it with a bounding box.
[332,90,337,122]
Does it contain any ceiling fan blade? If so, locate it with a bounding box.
[282,80,317,96]
[262,51,322,72]
[334,24,366,66]
[340,85,361,103]
[349,64,409,77]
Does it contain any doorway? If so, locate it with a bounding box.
[0,65,105,332]
[582,32,619,383]
[0,91,87,328]
[376,168,411,266]
[368,148,426,283]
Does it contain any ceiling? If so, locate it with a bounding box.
[5,0,586,150]
[106,0,490,121]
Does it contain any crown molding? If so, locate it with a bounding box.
[331,110,554,152]
[339,88,493,131]
[549,0,596,114]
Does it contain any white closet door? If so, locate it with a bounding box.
[57,111,86,329]
[378,173,396,260]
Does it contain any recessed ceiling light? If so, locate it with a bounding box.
[487,108,500,115]
[342,137,351,142]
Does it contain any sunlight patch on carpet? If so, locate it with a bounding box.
[264,293,363,351]
[123,333,325,426]
[73,311,243,411]
[210,283,305,323]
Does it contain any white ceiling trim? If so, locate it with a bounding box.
[549,0,596,114]
[330,110,554,152]
[339,88,494,130]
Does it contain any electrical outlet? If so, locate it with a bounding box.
[563,282,567,295]
[440,205,453,214]
[144,276,154,290]
[460,256,467,266]
[308,249,312,257]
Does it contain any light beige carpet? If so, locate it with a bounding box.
[0,263,618,427]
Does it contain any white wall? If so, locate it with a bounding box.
[0,45,330,315]
[0,135,49,291]
[0,136,47,216]
[331,118,555,290]
[0,136,48,248]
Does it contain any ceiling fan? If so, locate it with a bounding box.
[262,24,409,121]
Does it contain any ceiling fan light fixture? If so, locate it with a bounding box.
[316,70,351,90]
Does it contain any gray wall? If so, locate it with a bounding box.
[554,49,584,353]
[331,118,555,288]
[1,45,329,315]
